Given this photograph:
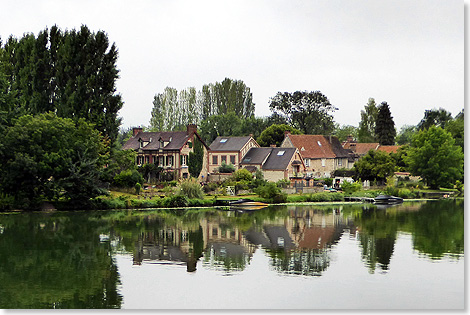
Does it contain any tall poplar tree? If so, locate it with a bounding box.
[0,25,123,142]
[358,98,378,143]
[375,102,396,145]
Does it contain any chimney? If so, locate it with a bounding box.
[270,144,277,148]
[133,127,143,137]
[284,131,291,138]
[249,133,253,138]
[187,124,197,135]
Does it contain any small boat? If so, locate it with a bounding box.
[374,195,403,204]
[229,199,268,210]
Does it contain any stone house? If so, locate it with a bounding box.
[208,136,259,174]
[239,147,306,182]
[122,124,209,180]
[281,132,353,178]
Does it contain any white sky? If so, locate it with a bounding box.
[0,0,464,131]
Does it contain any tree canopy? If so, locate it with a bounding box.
[357,98,378,143]
[0,25,123,142]
[149,78,255,132]
[257,124,302,147]
[0,112,109,209]
[268,91,336,135]
[405,126,463,189]
[417,108,453,131]
[353,149,396,183]
[375,102,396,145]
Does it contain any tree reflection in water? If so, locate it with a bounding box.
[0,199,463,308]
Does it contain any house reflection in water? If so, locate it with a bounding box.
[131,207,356,276]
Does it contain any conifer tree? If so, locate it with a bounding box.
[375,102,396,145]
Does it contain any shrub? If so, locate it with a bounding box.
[255,182,286,202]
[178,179,204,199]
[276,179,291,188]
[164,195,189,208]
[233,169,253,182]
[135,182,142,195]
[323,178,333,187]
[202,182,218,193]
[341,181,361,195]
[397,188,416,199]
[218,162,236,173]
[113,170,144,188]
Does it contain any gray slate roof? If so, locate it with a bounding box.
[209,136,252,151]
[122,131,193,151]
[241,147,298,170]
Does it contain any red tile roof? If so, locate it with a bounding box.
[377,145,401,154]
[286,135,350,159]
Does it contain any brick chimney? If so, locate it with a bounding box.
[187,124,197,135]
[133,127,143,137]
[270,144,277,148]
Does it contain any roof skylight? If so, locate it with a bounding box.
[317,141,322,146]
[220,139,228,143]
[277,151,285,156]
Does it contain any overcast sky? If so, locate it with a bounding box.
[1,0,464,131]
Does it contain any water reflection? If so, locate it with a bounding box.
[0,199,464,308]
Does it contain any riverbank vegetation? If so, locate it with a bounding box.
[0,25,464,211]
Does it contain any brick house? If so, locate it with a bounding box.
[281,132,353,178]
[342,135,402,161]
[122,124,209,180]
[208,136,259,174]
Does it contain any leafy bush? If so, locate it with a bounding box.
[113,170,144,188]
[135,182,142,195]
[255,182,287,202]
[178,179,204,199]
[202,182,218,193]
[164,195,189,208]
[233,169,253,181]
[397,188,416,199]
[340,181,361,195]
[218,162,236,173]
[323,178,333,187]
[276,179,291,188]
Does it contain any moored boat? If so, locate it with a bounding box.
[374,194,404,204]
[229,199,268,210]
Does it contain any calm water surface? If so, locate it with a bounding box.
[0,199,464,309]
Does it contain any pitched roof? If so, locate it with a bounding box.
[286,135,350,159]
[122,130,202,151]
[377,145,402,154]
[209,136,253,151]
[240,147,272,165]
[262,147,298,170]
[352,143,380,155]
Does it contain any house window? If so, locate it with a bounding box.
[304,158,310,167]
[230,155,236,165]
[181,155,187,166]
[221,155,227,164]
[145,156,149,164]
[166,156,173,167]
[159,156,164,166]
[322,159,326,167]
[212,155,218,165]
[338,159,342,166]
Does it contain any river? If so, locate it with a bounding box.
[0,199,464,309]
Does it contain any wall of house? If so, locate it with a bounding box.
[208,151,239,173]
[263,169,288,182]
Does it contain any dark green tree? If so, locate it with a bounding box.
[1,25,123,142]
[269,91,336,134]
[353,150,396,183]
[0,112,109,209]
[257,124,302,147]
[405,126,463,189]
[417,108,453,130]
[188,136,204,178]
[357,98,378,143]
[375,102,396,145]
